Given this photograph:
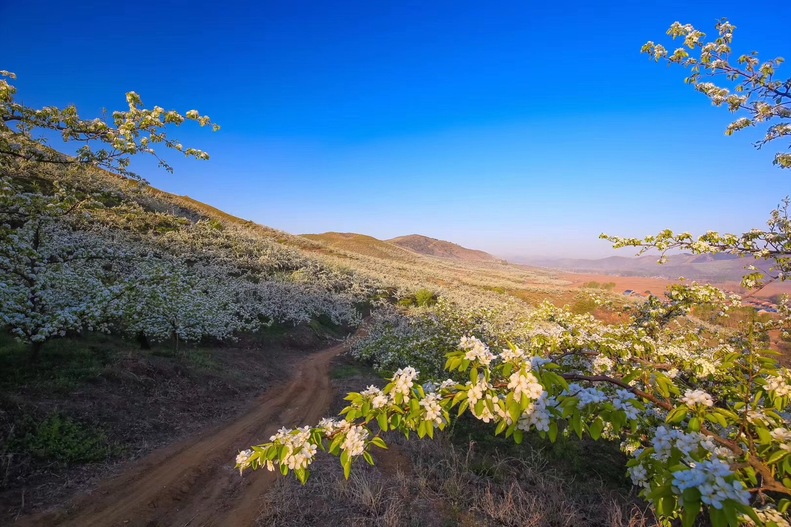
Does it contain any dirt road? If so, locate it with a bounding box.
[20,340,347,527]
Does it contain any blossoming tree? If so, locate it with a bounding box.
[0,70,218,180]
[237,20,791,527]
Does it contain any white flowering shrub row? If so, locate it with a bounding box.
[0,173,368,354]
[349,298,547,378]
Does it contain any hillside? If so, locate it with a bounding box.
[387,234,501,263]
[301,232,420,263]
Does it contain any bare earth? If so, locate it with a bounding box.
[18,341,346,527]
[560,272,791,299]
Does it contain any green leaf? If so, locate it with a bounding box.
[343,457,352,480]
[508,400,522,423]
[548,421,558,442]
[767,449,789,464]
[495,420,507,436]
[377,412,388,432]
[666,405,689,424]
[589,418,603,440]
[756,426,772,445]
[363,451,374,466]
[681,500,701,527]
[657,495,675,516]
[722,501,739,527]
[571,412,582,439]
[688,417,700,432]
[296,468,309,485]
[708,506,725,526]
[513,428,524,444]
[329,434,344,455]
[451,390,467,406]
[370,436,388,449]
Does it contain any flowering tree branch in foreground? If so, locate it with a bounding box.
[0,70,219,181]
[238,289,791,526]
[641,19,789,169]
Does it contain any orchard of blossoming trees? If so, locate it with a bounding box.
[236,20,791,527]
[0,69,371,361]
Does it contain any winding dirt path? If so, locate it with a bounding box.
[19,340,347,527]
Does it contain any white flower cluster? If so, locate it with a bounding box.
[627,463,649,489]
[507,368,543,400]
[269,426,318,470]
[566,383,607,409]
[612,389,640,421]
[317,417,347,435]
[656,344,720,378]
[438,379,457,391]
[590,355,614,374]
[390,367,418,399]
[766,373,791,397]
[499,345,526,363]
[361,385,389,409]
[419,392,444,426]
[771,428,791,452]
[459,336,495,365]
[472,394,498,423]
[530,356,552,369]
[341,425,369,457]
[652,426,705,462]
[681,389,715,409]
[235,449,253,475]
[466,376,491,407]
[671,459,750,509]
[517,392,551,432]
[743,507,791,527]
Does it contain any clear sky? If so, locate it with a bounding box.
[3,1,790,258]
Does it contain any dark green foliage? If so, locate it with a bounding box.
[10,413,117,464]
[570,296,598,315]
[398,288,439,308]
[0,333,110,393]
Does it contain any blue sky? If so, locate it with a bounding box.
[3,1,790,258]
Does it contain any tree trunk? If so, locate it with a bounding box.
[136,331,151,350]
[30,340,43,362]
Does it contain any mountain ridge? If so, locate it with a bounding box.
[386,234,500,263]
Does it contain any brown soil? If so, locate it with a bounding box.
[16,340,347,527]
[561,271,791,300]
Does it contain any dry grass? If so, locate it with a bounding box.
[261,355,662,527]
[257,435,658,527]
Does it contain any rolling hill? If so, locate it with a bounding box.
[300,232,420,262]
[387,234,501,263]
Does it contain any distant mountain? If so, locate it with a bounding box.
[387,234,500,263]
[301,232,420,262]
[518,253,771,283]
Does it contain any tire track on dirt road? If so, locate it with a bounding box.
[19,339,348,527]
